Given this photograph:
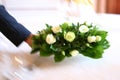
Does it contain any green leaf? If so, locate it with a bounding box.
[60,22,69,30]
[45,24,52,28]
[40,43,50,51]
[50,45,56,51]
[102,40,110,49]
[54,53,65,62]
[97,31,108,40]
[32,35,41,44]
[40,49,53,56]
[82,45,104,59]
[31,47,40,54]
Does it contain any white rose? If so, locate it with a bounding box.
[87,36,96,43]
[96,35,102,42]
[52,26,62,33]
[64,31,75,42]
[46,34,56,44]
[70,50,79,56]
[85,21,92,26]
[79,25,89,33]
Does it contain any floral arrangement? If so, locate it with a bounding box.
[31,22,110,62]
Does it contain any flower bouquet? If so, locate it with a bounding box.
[31,22,110,62]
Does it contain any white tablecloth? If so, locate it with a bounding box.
[0,13,120,80]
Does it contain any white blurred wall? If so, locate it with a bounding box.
[2,0,59,10]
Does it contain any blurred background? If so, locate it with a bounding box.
[1,0,120,14]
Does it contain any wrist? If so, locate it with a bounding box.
[25,34,34,47]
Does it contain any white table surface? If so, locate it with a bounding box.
[0,12,120,80]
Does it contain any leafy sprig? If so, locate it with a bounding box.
[31,22,110,62]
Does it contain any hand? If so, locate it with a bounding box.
[25,34,34,47]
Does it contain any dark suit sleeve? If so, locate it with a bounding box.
[0,5,31,46]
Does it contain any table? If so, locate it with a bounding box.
[0,13,120,80]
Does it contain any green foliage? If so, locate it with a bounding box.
[31,22,110,62]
